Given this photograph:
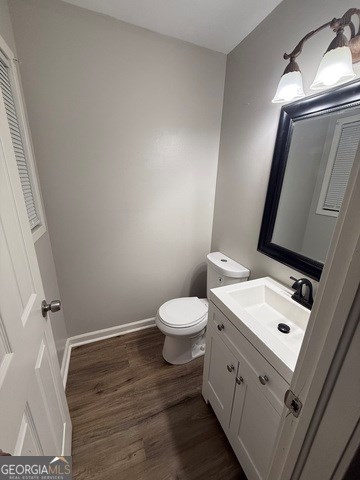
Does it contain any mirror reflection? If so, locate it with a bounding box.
[272,104,360,263]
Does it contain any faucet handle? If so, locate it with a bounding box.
[290,276,300,289]
[290,277,314,310]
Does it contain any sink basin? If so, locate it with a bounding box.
[209,277,310,381]
[228,282,308,339]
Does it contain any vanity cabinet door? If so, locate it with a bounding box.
[229,361,281,480]
[202,331,238,430]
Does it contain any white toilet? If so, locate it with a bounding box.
[156,252,250,364]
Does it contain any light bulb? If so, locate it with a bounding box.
[272,71,305,103]
[310,45,355,90]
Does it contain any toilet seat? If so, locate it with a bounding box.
[158,297,207,329]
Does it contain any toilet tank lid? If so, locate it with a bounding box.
[206,252,250,278]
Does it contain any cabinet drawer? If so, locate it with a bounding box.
[209,303,288,414]
[209,303,242,353]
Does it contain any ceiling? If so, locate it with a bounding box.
[63,0,283,54]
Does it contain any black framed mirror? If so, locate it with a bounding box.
[258,80,360,280]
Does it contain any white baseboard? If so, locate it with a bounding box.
[60,317,156,387]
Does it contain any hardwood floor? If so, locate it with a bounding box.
[66,327,247,480]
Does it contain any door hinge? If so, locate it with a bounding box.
[284,389,303,418]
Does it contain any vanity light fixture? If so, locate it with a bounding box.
[272,8,360,103]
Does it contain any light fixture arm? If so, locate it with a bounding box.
[337,8,360,37]
[283,8,360,62]
[284,21,332,61]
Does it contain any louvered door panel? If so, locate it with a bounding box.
[0,54,40,229]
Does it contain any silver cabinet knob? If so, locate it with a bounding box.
[259,375,269,385]
[227,364,235,373]
[217,323,225,331]
[236,376,244,384]
[42,300,61,318]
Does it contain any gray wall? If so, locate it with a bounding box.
[211,0,357,288]
[0,0,68,363]
[9,0,226,337]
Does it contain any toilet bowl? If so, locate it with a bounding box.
[156,297,208,365]
[156,252,250,365]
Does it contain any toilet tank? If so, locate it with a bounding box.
[206,252,250,299]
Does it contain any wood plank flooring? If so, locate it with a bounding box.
[66,327,246,480]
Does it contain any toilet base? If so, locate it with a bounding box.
[162,330,206,365]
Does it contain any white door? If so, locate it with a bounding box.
[0,88,72,455]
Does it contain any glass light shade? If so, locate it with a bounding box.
[310,46,356,90]
[272,71,305,103]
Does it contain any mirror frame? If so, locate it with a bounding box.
[258,80,360,280]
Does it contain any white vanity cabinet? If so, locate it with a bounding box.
[202,302,289,480]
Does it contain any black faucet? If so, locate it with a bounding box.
[290,277,314,310]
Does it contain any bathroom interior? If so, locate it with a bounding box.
[0,0,360,479]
